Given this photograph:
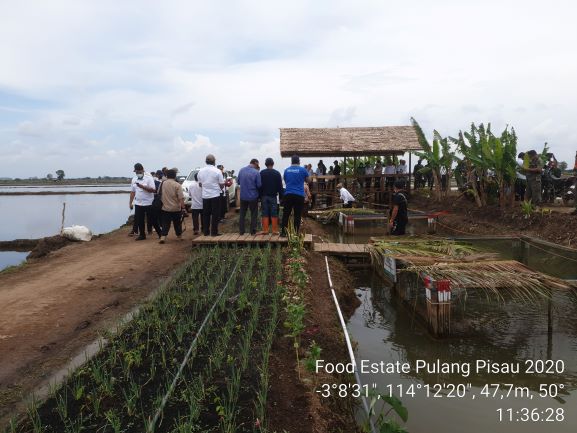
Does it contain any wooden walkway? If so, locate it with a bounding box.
[313,243,370,256]
[192,233,313,246]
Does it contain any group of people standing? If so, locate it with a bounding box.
[129,164,186,243]
[130,155,234,242]
[189,155,236,237]
[236,154,310,237]
[129,152,417,243]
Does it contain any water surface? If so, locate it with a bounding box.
[0,184,130,193]
[0,193,130,241]
[0,251,29,272]
[349,272,577,433]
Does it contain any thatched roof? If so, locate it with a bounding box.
[403,260,576,303]
[279,126,422,157]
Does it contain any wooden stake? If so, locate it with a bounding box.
[60,202,66,234]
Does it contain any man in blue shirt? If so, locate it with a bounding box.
[237,158,262,235]
[281,155,310,236]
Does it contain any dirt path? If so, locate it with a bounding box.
[0,221,203,420]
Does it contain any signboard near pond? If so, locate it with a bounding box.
[383,250,397,282]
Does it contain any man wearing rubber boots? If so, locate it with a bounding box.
[259,157,283,235]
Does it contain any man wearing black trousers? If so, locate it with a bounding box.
[217,165,228,221]
[197,154,224,236]
[280,155,310,236]
[129,163,161,240]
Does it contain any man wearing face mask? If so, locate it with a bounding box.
[129,163,161,241]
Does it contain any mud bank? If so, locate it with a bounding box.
[0,239,39,252]
[268,220,362,433]
[410,194,577,248]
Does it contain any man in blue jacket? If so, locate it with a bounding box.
[281,155,310,236]
[259,157,283,234]
[237,158,262,235]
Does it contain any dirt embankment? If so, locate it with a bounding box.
[0,220,198,422]
[268,219,362,433]
[411,195,577,247]
[0,239,39,253]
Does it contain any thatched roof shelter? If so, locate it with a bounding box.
[279,126,422,157]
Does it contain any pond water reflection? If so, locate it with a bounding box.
[0,184,129,193]
[0,251,29,271]
[349,271,577,433]
[0,193,130,241]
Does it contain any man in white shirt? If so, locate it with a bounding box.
[384,159,397,190]
[197,154,225,236]
[364,164,374,188]
[336,183,355,208]
[129,163,161,240]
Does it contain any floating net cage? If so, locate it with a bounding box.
[369,238,577,337]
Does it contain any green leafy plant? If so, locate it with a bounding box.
[284,302,306,378]
[104,409,123,433]
[521,200,534,218]
[303,341,322,373]
[364,393,409,433]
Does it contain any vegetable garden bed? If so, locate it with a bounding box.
[9,245,283,433]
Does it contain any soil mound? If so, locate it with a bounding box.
[27,235,72,259]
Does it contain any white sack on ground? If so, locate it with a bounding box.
[61,225,93,242]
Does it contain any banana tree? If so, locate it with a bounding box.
[411,118,444,201]
[496,127,518,207]
[457,123,495,206]
[437,131,457,198]
[450,131,483,207]
[453,123,518,207]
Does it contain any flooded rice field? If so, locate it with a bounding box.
[0,191,130,241]
[0,184,129,193]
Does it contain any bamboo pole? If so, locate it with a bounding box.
[60,202,66,234]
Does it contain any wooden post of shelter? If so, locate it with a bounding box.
[408,152,412,195]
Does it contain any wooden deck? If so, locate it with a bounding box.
[313,243,370,256]
[192,233,313,246]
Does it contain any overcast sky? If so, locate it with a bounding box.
[1,0,576,178]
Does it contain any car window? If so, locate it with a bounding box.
[186,170,199,181]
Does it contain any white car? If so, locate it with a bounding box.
[182,168,237,211]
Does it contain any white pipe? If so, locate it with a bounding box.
[324,256,377,433]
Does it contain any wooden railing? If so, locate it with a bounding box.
[308,174,411,208]
[309,174,410,192]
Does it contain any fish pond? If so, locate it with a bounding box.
[347,237,577,433]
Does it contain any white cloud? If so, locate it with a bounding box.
[1,0,577,177]
[173,134,214,154]
[328,107,357,127]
